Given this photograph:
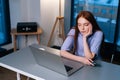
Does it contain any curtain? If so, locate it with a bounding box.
[0,0,11,45]
[115,1,120,51]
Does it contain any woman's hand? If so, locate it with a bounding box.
[81,57,94,66]
[83,27,92,38]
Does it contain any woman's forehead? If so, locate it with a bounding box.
[78,17,89,23]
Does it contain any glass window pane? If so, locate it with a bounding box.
[71,0,119,44]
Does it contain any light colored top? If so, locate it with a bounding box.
[61,28,103,57]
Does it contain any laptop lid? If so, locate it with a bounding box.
[29,44,83,76]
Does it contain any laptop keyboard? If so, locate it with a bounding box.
[64,65,73,72]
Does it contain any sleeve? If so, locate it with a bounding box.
[90,31,103,56]
[67,28,75,36]
[61,29,75,51]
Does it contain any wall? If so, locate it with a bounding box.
[40,0,65,47]
[9,0,65,49]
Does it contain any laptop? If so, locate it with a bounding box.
[29,44,84,76]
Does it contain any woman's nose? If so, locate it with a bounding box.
[81,26,84,30]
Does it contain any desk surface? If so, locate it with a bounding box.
[11,27,42,35]
[0,45,120,80]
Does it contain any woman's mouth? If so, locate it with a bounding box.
[81,31,86,33]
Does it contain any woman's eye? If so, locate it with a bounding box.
[84,23,89,26]
[78,24,81,26]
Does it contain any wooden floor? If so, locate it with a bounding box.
[0,66,34,80]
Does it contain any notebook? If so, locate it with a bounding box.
[29,44,84,76]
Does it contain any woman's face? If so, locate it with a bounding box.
[77,17,93,35]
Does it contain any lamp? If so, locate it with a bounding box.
[47,0,65,47]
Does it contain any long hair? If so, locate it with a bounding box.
[73,11,102,53]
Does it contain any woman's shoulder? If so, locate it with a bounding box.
[67,27,75,36]
[94,30,103,36]
[95,30,103,34]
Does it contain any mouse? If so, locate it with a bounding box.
[92,61,101,67]
[92,62,97,66]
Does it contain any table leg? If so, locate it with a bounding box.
[17,72,21,80]
[13,35,17,51]
[27,77,30,80]
[37,34,40,44]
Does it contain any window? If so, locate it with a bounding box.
[71,0,120,52]
[0,0,11,46]
[71,0,119,44]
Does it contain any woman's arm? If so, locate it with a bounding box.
[61,28,94,66]
[83,31,103,59]
[83,37,95,59]
[60,50,94,66]
[82,26,95,59]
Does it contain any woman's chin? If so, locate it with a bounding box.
[81,33,85,36]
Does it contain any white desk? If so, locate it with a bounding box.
[0,45,120,80]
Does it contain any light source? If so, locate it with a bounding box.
[47,0,65,47]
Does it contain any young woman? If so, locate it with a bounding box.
[60,11,103,66]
